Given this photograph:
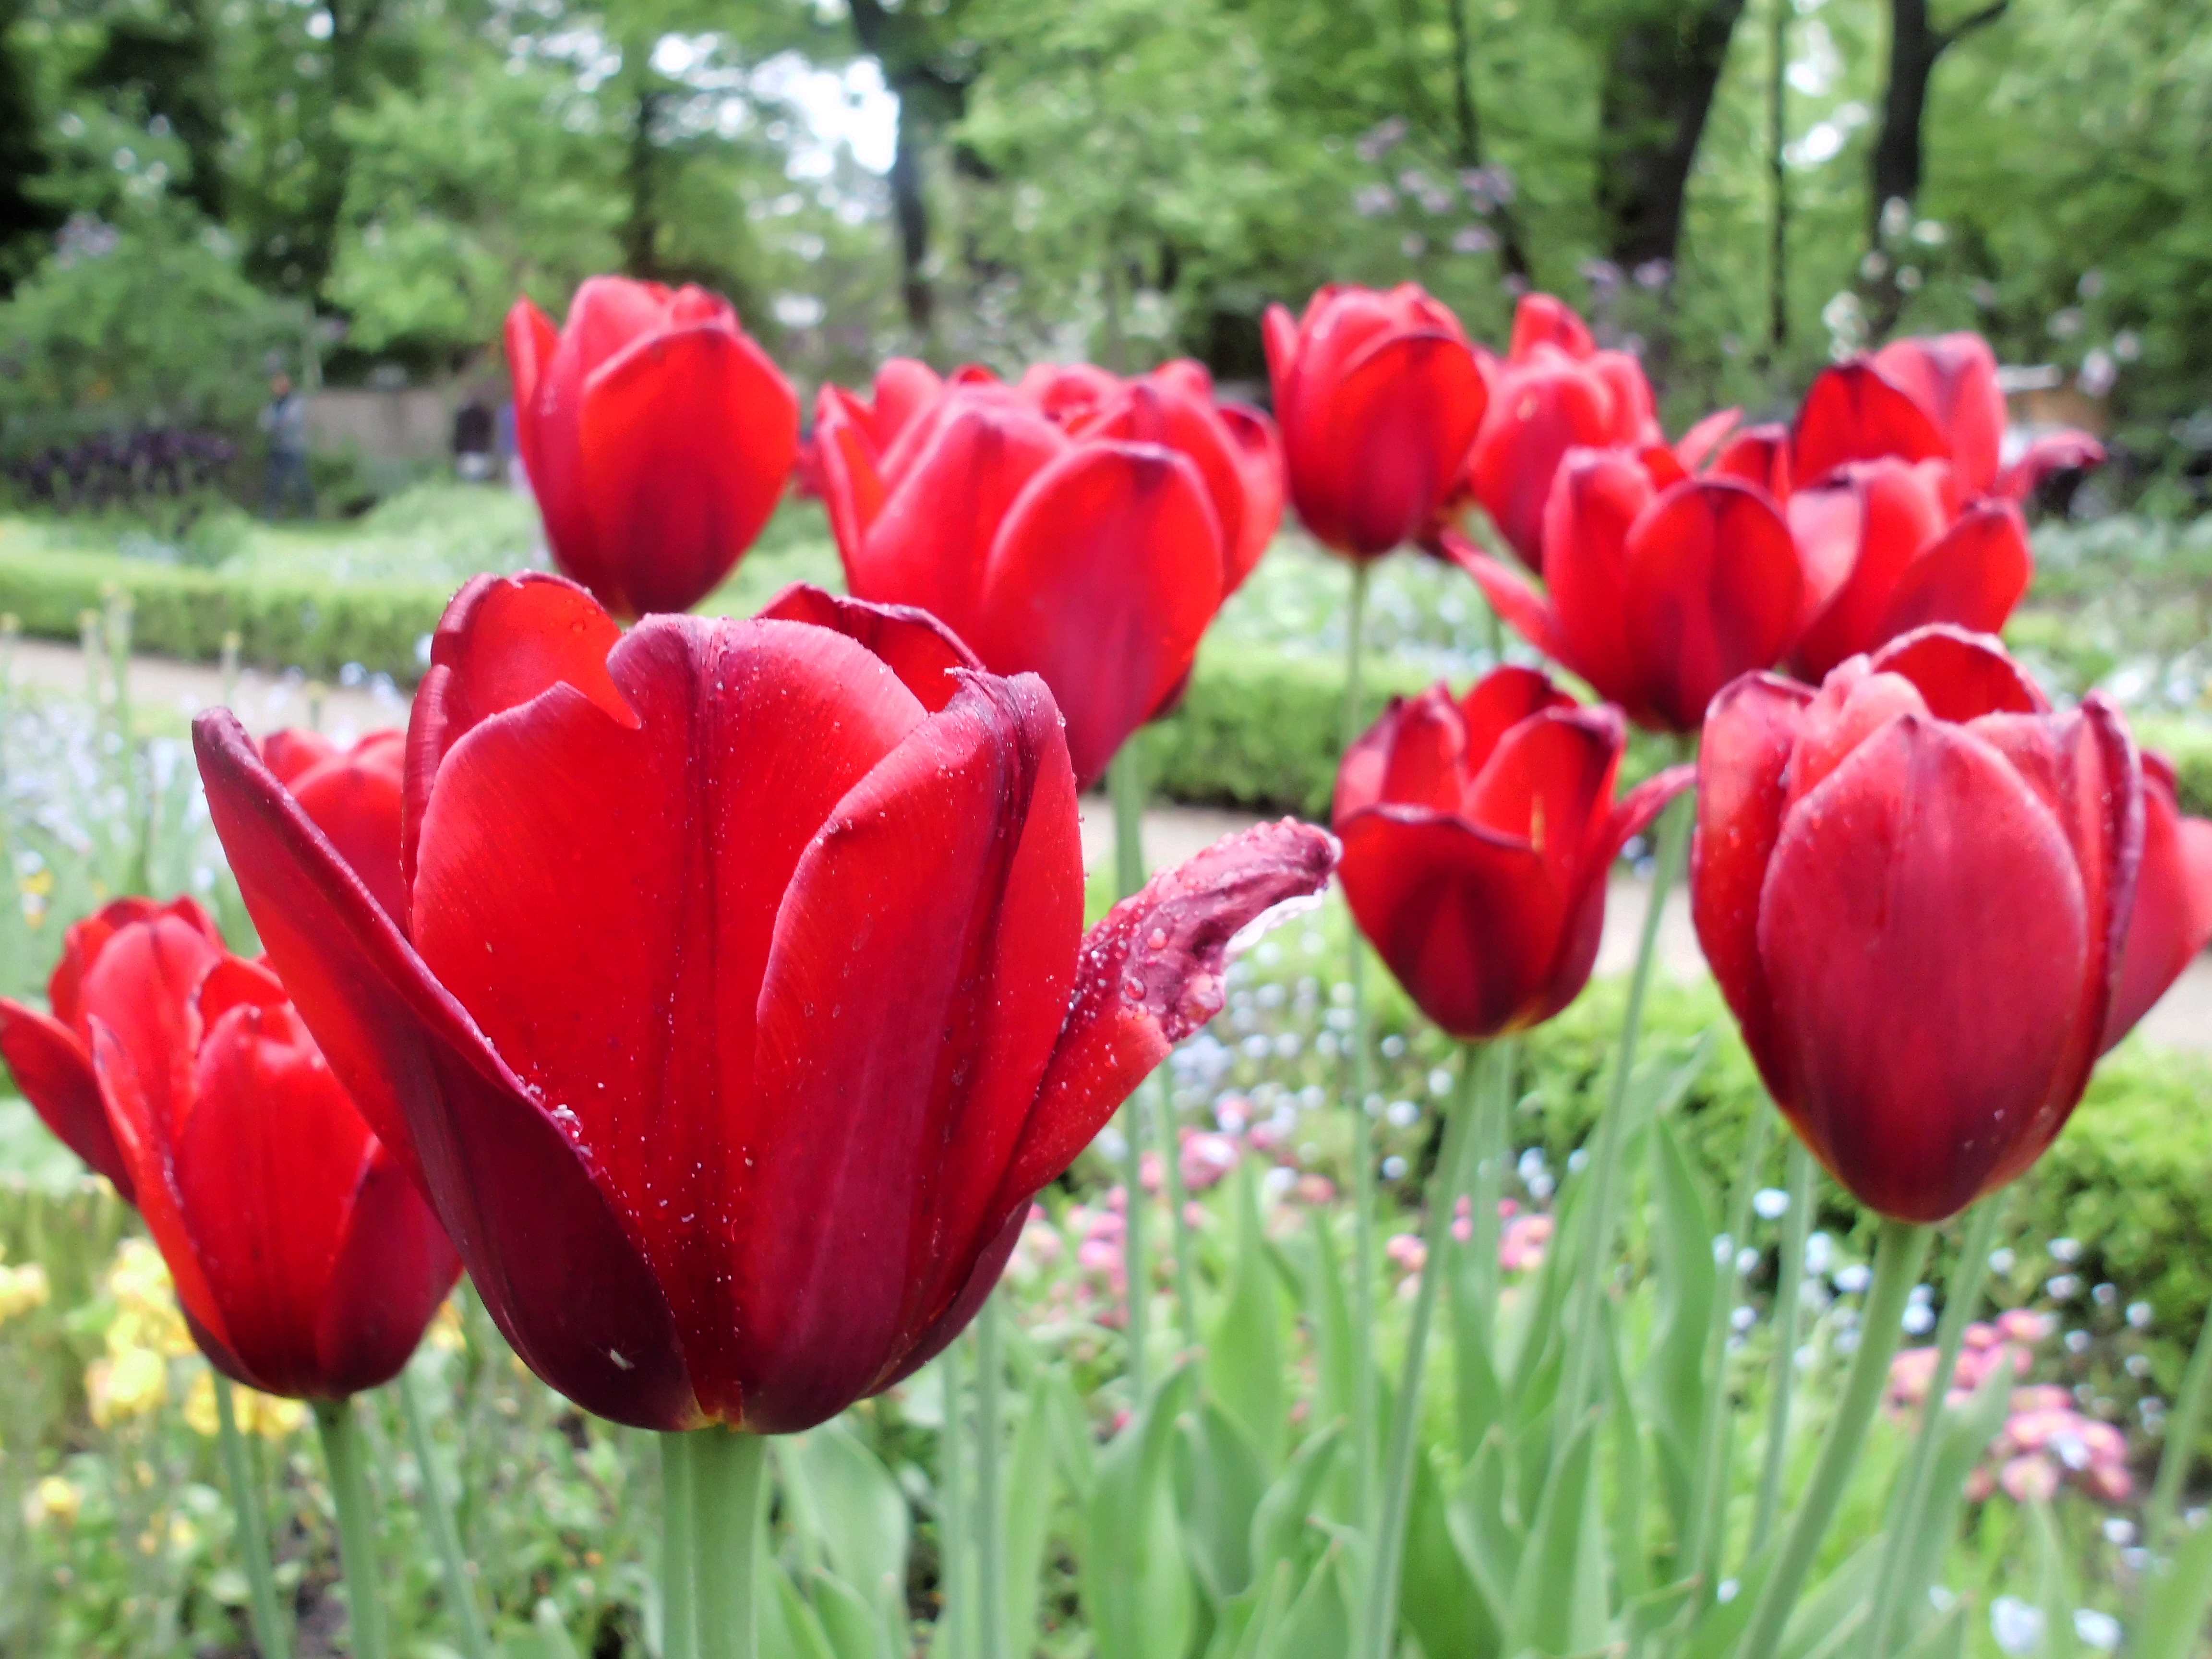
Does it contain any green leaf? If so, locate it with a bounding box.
[1892,1600,1969,1659]
[1084,1364,1201,1659]
[1600,1296,1651,1603]
[1263,1541,1355,1659]
[766,1562,840,1659]
[1003,1391,1060,1657]
[1507,1410,1607,1658]
[808,1569,890,1659]
[1303,1210,1358,1467]
[1250,1422,1343,1586]
[1180,1401,1270,1606]
[1402,1429,1503,1659]
[2032,1501,2080,1659]
[1446,1427,1523,1621]
[1643,1115,1718,1540]
[1209,1161,1287,1474]
[2135,1516,2212,1659]
[1886,1356,2014,1645]
[1775,1540,1879,1659]
[775,1419,912,1642]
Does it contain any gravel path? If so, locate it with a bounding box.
[13,638,2207,1053]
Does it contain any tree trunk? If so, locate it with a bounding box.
[621,40,662,280]
[1594,0,1752,272]
[1442,0,1531,279]
[886,92,934,334]
[1767,0,1790,354]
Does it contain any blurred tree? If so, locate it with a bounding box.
[0,0,62,290]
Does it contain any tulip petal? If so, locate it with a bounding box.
[1002,819,1337,1202]
[1311,331,1489,556]
[504,298,561,426]
[1711,424,1792,499]
[288,743,407,922]
[193,710,701,1429]
[1756,716,2091,1221]
[0,1003,127,1197]
[1872,334,2004,498]
[1869,625,2049,721]
[973,441,1224,787]
[1217,403,1286,590]
[1789,460,1950,682]
[756,582,982,712]
[1691,672,1814,1103]
[1538,449,1651,706]
[1675,407,1740,472]
[1621,479,1803,732]
[1438,533,1567,664]
[812,385,890,561]
[314,1144,461,1396]
[579,325,800,616]
[1374,687,1471,813]
[1469,362,1619,566]
[2103,766,2212,1050]
[1462,707,1623,875]
[1792,360,1948,487]
[1876,499,2032,644]
[1457,666,1580,774]
[851,396,1068,641]
[736,672,1081,1429]
[1996,431,2105,502]
[1551,762,1696,1022]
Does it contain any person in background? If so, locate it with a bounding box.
[258,373,313,517]
[453,394,495,481]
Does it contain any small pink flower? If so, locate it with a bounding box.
[1452,1194,1474,1244]
[2011,1384,2072,1415]
[1500,1213,1553,1274]
[1140,1151,1165,1195]
[1997,1309,2056,1345]
[2083,1463,2134,1503]
[1999,1454,2060,1504]
[1180,1130,1241,1192]
[1962,1321,2000,1350]
[1293,1174,1338,1207]
[1387,1233,1428,1274]
[1889,1346,1939,1409]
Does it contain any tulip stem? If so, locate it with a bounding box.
[1341,558,1382,1539]
[1737,1217,1933,1659]
[396,1365,492,1659]
[938,1341,970,1656]
[2150,1276,2212,1553]
[975,1293,1006,1659]
[1559,780,1691,1426]
[1748,1140,1817,1558]
[1868,1196,2005,1657]
[660,1432,698,1659]
[1367,1039,1503,1659]
[692,1427,769,1659]
[1108,745,1153,1400]
[215,1374,292,1659]
[313,1396,390,1659]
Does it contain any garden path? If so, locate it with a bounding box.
[10,637,2207,1053]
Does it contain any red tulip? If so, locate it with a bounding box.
[1333,666,1692,1038]
[2104,753,2212,1049]
[814,375,1231,787]
[192,573,1335,1432]
[1786,457,2032,682]
[1793,332,2103,505]
[1464,292,1658,567]
[260,729,406,921]
[1692,625,2142,1222]
[1445,447,1803,733]
[0,896,224,1200]
[505,276,799,619]
[91,932,457,1398]
[1709,422,1792,500]
[1262,283,1490,560]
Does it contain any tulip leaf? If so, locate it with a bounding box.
[766,1561,840,1659]
[2031,1499,2080,1659]
[806,1570,890,1659]
[1211,1561,1294,1659]
[1083,1364,1201,1659]
[1208,1161,1286,1474]
[1402,1428,1502,1659]
[1885,1357,2013,1647]
[1892,1600,1969,1659]
[1249,1421,1343,1587]
[1002,1390,1060,1658]
[1043,1365,1100,1504]
[1644,1114,1718,1541]
[775,1418,912,1644]
[1446,1427,1522,1621]
[1302,1210,1358,1470]
[1677,1536,1780,1659]
[1450,1225,1506,1462]
[2135,1516,2212,1659]
[1773,1539,1878,1659]
[1600,1296,1652,1603]
[1178,1401,1270,1606]
[1506,1408,1608,1658]
[1262,1540,1355,1659]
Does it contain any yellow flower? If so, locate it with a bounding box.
[104,1239,192,1358]
[0,1261,51,1324]
[426,1298,467,1354]
[87,1347,168,1428]
[182,1370,305,1441]
[23,1475,82,1529]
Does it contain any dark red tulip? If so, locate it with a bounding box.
[1793,332,2103,506]
[1692,625,2142,1223]
[814,375,1231,787]
[1262,283,1489,561]
[192,573,1335,1432]
[1333,666,1692,1039]
[87,932,457,1398]
[1786,457,2032,682]
[1464,292,1658,567]
[0,896,224,1200]
[1445,447,1803,733]
[260,729,406,921]
[506,276,798,619]
[2104,753,2212,1049]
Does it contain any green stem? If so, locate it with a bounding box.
[396,1366,492,1659]
[1108,746,1152,1401]
[1685,1111,1774,1593]
[215,1374,291,1659]
[1157,1079,1202,1350]
[1867,1197,2005,1656]
[1366,1041,1494,1659]
[2149,1272,2212,1552]
[1736,1219,1934,1659]
[1342,558,1381,1539]
[1559,780,1692,1424]
[691,1428,769,1659]
[660,1432,697,1659]
[976,1295,1006,1659]
[313,1396,389,1659]
[1749,1140,1816,1558]
[938,1343,969,1656]
[1466,1040,1512,1348]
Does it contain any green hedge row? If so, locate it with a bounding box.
[3,545,2209,821]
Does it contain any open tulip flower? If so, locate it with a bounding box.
[812,363,1275,786]
[2104,750,2212,1049]
[1444,445,1803,733]
[1462,292,1660,567]
[1333,664,1692,1039]
[192,572,1336,1433]
[259,728,407,919]
[1792,331,2104,505]
[1693,625,2142,1223]
[1785,456,2033,682]
[1263,282,1490,560]
[506,276,799,619]
[0,896,226,1201]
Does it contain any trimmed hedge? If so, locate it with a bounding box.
[2,545,2208,821]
